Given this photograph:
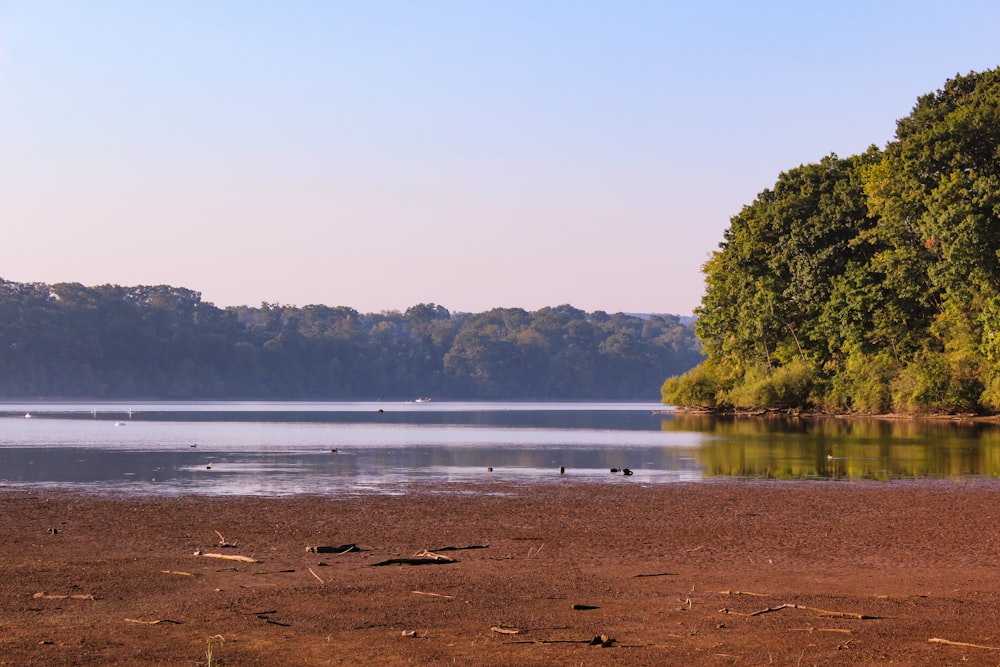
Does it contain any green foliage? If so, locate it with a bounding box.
[667,67,1000,414]
[722,359,818,411]
[0,281,702,400]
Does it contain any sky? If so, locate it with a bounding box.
[1,1,998,316]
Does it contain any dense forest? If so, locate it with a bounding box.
[662,68,1000,414]
[0,279,701,400]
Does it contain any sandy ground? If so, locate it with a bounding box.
[3,480,1000,666]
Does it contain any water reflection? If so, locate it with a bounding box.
[666,414,1000,480]
[2,403,1000,495]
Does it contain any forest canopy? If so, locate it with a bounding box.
[0,280,701,400]
[662,67,1000,414]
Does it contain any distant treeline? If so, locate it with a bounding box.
[0,279,702,400]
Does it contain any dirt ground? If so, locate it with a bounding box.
[3,480,1000,666]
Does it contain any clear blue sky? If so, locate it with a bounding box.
[1,1,997,315]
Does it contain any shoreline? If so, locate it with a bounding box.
[3,481,1000,665]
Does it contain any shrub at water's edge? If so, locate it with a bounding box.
[663,68,1000,415]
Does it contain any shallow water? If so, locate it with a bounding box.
[1,401,998,495]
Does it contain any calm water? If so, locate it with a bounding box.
[1,401,999,495]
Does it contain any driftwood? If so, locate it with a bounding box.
[33,592,96,600]
[929,637,1000,650]
[572,604,599,610]
[490,626,521,635]
[372,550,457,566]
[307,567,325,585]
[215,531,238,548]
[504,635,615,647]
[160,570,195,577]
[372,556,455,567]
[719,590,767,597]
[194,550,259,563]
[634,572,678,578]
[124,618,182,625]
[744,603,877,619]
[413,590,454,599]
[430,544,489,552]
[306,544,359,554]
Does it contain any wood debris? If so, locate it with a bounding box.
[214,530,238,548]
[490,626,522,635]
[124,618,182,625]
[160,570,195,577]
[33,592,96,600]
[306,544,359,554]
[729,603,877,619]
[413,590,454,599]
[372,550,457,567]
[194,550,259,563]
[929,637,1000,650]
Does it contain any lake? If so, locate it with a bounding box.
[2,401,999,495]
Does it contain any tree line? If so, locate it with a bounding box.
[662,68,1000,414]
[0,279,701,399]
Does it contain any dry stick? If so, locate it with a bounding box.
[929,638,1000,650]
[195,551,259,563]
[719,590,767,597]
[371,557,456,567]
[749,603,877,619]
[124,618,182,625]
[306,544,358,554]
[160,570,195,577]
[789,627,853,634]
[215,530,237,548]
[634,572,679,578]
[490,626,522,635]
[413,590,454,599]
[32,592,96,600]
[307,567,325,585]
[431,544,489,552]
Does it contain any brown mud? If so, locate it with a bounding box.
[3,480,1000,665]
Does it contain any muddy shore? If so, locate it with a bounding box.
[3,480,1000,665]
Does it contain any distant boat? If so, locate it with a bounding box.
[24,412,32,419]
[414,397,432,403]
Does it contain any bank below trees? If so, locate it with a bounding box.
[0,280,701,400]
[662,67,1000,415]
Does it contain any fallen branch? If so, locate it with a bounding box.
[747,603,877,619]
[413,550,455,561]
[719,590,767,597]
[431,544,489,552]
[160,570,196,577]
[490,626,521,635]
[929,637,1000,650]
[33,592,95,600]
[124,618,182,625]
[413,590,454,599]
[306,544,359,554]
[371,556,456,567]
[194,550,259,563]
[308,567,325,585]
[215,530,238,548]
[634,572,678,578]
[789,627,853,634]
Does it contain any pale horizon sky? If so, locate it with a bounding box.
[2,1,998,316]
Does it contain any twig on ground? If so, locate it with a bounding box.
[929,637,1000,650]
[743,603,877,619]
[194,550,259,563]
[413,590,454,599]
[307,567,325,585]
